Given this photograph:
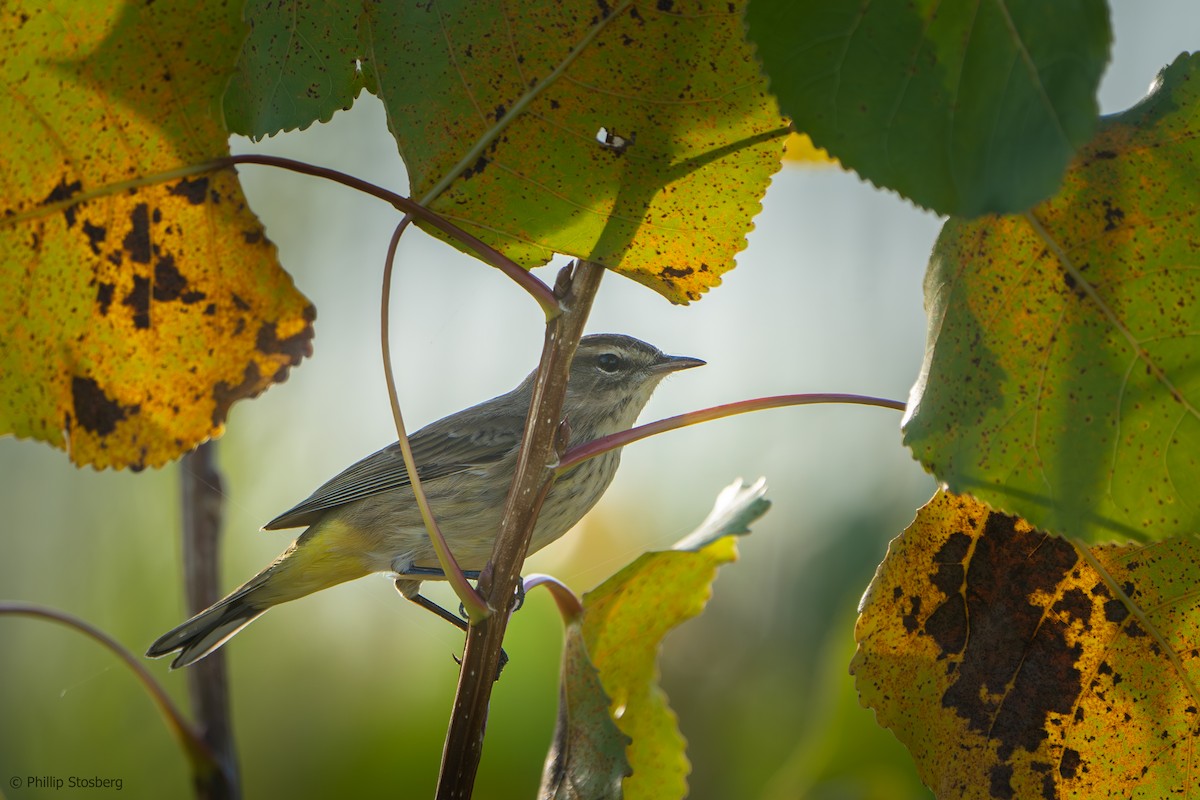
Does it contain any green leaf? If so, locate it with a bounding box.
[745,0,1111,216]
[853,490,1200,799]
[581,478,768,800]
[903,53,1200,542]
[224,0,369,139]
[0,1,314,469]
[359,0,786,304]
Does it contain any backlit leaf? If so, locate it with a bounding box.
[0,1,314,469]
[224,0,368,138]
[581,478,768,800]
[854,490,1200,799]
[903,53,1200,542]
[746,0,1110,216]
[359,0,786,303]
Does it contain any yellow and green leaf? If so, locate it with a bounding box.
[904,53,1200,542]
[359,0,785,303]
[854,490,1200,798]
[0,1,313,469]
[579,478,769,800]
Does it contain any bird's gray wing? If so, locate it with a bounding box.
[263,412,524,530]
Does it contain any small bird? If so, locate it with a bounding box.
[147,334,703,668]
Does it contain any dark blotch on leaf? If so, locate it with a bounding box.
[939,513,1083,761]
[1103,597,1129,623]
[123,204,152,264]
[256,315,315,365]
[989,762,1015,799]
[152,256,187,302]
[81,220,107,255]
[43,178,83,227]
[168,176,210,205]
[1059,747,1082,779]
[462,156,491,180]
[71,376,131,436]
[96,282,115,316]
[122,275,151,329]
[212,362,261,427]
[902,594,922,633]
[1102,200,1125,232]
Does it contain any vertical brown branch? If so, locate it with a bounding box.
[181,441,241,800]
[435,260,605,798]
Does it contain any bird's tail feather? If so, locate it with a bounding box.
[146,582,267,669]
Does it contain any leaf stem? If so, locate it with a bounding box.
[557,392,906,473]
[180,443,241,800]
[221,155,561,318]
[523,574,584,623]
[0,603,224,789]
[381,218,489,621]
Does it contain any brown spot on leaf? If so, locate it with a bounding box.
[212,362,261,427]
[96,282,115,316]
[122,275,151,329]
[938,513,1083,761]
[1059,747,1082,778]
[82,220,106,255]
[71,376,132,436]
[168,176,210,205]
[123,203,152,264]
[255,314,315,365]
[43,178,83,227]
[661,265,694,279]
[152,255,187,301]
[989,762,1015,799]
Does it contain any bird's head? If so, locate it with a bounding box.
[563,334,704,435]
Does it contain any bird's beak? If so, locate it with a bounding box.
[651,353,706,373]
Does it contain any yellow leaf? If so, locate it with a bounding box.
[0,2,314,469]
[853,490,1200,798]
[781,132,838,167]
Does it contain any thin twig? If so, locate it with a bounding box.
[181,442,241,800]
[435,260,605,799]
[0,603,223,787]
[380,218,489,619]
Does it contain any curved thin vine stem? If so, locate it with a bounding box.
[0,603,225,787]
[380,218,489,620]
[219,155,561,318]
[558,393,907,474]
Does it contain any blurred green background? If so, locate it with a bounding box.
[1,5,1192,798]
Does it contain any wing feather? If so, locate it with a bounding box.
[263,404,525,530]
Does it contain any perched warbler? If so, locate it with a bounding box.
[147,334,703,668]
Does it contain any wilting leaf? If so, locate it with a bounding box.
[854,490,1200,798]
[904,53,1200,542]
[539,621,631,800]
[746,0,1110,216]
[580,478,768,800]
[0,1,314,469]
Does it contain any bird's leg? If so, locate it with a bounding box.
[396,579,509,677]
[400,566,526,616]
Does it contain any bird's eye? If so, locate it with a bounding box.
[596,352,622,373]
